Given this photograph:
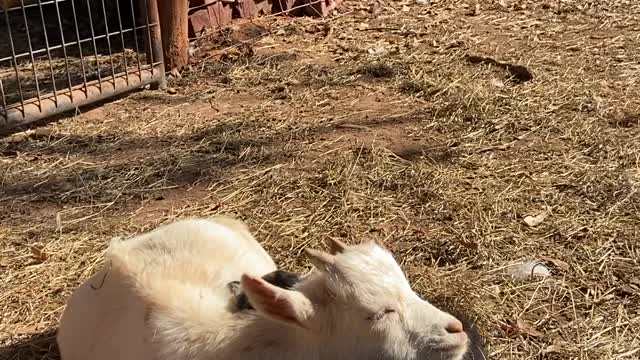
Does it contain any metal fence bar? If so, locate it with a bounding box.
[114,0,130,86]
[0,80,6,117]
[53,0,75,103]
[1,68,162,131]
[4,0,70,11]
[0,26,156,63]
[20,0,43,112]
[36,0,59,107]
[129,0,143,80]
[3,7,26,111]
[85,0,103,94]
[143,0,155,67]
[100,0,118,86]
[70,0,89,96]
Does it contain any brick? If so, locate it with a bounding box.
[190,8,213,34]
[273,0,340,17]
[208,1,234,27]
[236,0,273,18]
[189,0,341,33]
[189,0,233,34]
[272,0,304,16]
[302,0,339,17]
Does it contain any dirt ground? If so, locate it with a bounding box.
[1,0,639,359]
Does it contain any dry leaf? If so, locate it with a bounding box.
[491,78,505,88]
[369,223,394,236]
[618,284,639,296]
[260,36,276,45]
[14,324,38,335]
[30,246,48,263]
[0,257,11,267]
[367,47,387,56]
[516,318,544,337]
[542,344,562,354]
[460,240,479,250]
[540,256,570,271]
[488,285,501,296]
[524,211,549,227]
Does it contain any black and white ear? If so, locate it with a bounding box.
[240,274,314,328]
[227,280,242,297]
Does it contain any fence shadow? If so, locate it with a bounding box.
[0,329,59,360]
[0,107,444,206]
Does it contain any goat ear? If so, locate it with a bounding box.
[240,274,314,328]
[325,237,347,255]
[305,248,338,274]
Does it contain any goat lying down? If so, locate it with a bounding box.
[57,217,476,360]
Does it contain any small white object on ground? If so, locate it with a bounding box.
[508,260,551,279]
[523,211,549,227]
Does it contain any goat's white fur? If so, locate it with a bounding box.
[57,216,469,360]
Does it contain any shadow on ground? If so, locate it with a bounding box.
[0,107,444,206]
[0,329,59,360]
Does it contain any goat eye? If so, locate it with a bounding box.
[368,308,396,321]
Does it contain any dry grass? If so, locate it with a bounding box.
[1,0,640,359]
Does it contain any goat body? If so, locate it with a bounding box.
[56,216,277,360]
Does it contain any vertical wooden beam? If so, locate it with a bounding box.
[144,0,167,89]
[158,0,190,72]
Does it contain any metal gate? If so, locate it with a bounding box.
[0,0,165,133]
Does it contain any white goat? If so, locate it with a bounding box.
[57,216,470,360]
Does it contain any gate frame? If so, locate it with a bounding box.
[0,0,166,133]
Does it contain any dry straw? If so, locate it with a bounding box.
[1,0,639,359]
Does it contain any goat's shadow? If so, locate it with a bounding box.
[0,329,59,360]
[428,296,488,360]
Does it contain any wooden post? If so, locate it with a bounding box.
[158,0,190,72]
[143,0,167,89]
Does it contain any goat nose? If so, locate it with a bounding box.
[445,319,464,333]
